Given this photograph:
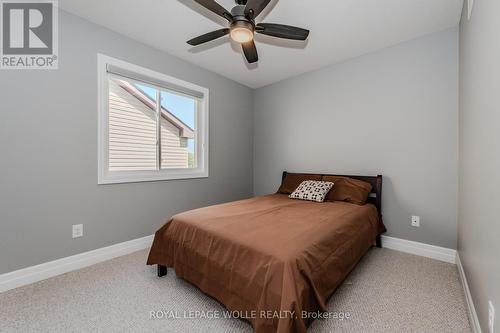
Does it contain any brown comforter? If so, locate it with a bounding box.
[147,194,383,333]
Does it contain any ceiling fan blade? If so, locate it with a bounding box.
[187,28,230,46]
[244,0,271,19]
[242,40,258,63]
[256,23,309,40]
[193,0,233,21]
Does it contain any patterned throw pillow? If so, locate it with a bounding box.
[289,180,334,203]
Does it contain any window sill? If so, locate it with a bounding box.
[98,169,209,185]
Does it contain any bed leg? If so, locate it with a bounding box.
[157,265,167,277]
[376,235,382,248]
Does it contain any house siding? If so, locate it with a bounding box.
[108,79,188,171]
[160,117,189,169]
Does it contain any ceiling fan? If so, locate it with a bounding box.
[187,0,310,64]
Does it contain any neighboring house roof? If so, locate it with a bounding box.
[117,80,195,139]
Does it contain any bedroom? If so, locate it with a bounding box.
[0,0,497,332]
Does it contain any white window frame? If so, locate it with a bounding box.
[97,54,209,184]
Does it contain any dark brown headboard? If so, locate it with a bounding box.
[281,171,383,216]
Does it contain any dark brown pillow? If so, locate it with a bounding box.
[322,176,372,205]
[277,173,322,194]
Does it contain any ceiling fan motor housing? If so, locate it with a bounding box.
[231,5,252,22]
[230,19,255,32]
[231,5,255,30]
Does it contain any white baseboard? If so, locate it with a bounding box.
[0,234,460,294]
[381,235,456,264]
[456,253,482,333]
[0,235,154,293]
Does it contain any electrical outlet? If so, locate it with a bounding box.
[411,216,420,227]
[489,301,495,333]
[72,224,83,238]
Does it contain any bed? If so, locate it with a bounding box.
[147,172,386,333]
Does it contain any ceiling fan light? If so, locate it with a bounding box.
[230,27,254,43]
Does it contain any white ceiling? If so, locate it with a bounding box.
[59,0,463,88]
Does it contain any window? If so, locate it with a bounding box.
[98,54,209,184]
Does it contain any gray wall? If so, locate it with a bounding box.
[253,28,459,249]
[0,10,254,274]
[0,10,464,276]
[459,0,500,331]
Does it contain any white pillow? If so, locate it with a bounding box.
[289,180,334,203]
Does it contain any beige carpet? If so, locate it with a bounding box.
[0,248,471,333]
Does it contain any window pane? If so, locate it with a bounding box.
[160,90,197,169]
[108,77,158,171]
